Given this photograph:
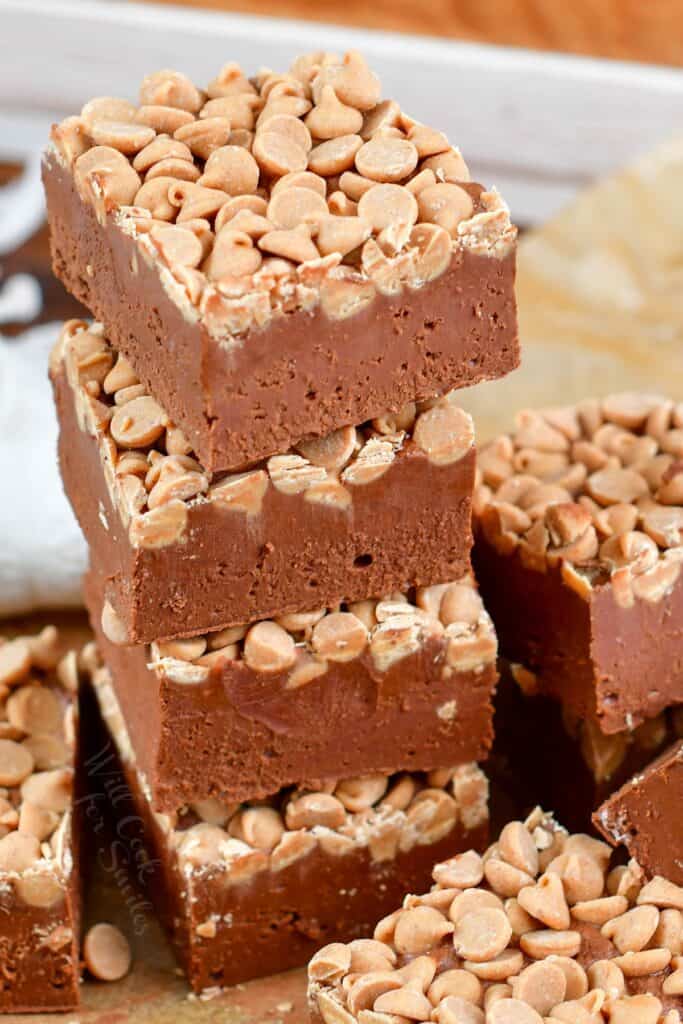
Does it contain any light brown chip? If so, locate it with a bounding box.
[6,685,62,736]
[498,820,539,876]
[81,96,137,128]
[357,183,418,232]
[335,775,388,813]
[110,395,167,448]
[462,949,524,982]
[135,105,195,134]
[316,215,371,257]
[18,801,61,841]
[309,943,353,982]
[296,426,357,472]
[433,850,484,890]
[253,131,308,178]
[230,806,284,852]
[512,961,566,1016]
[140,69,203,113]
[393,906,454,954]
[21,768,72,812]
[571,893,627,925]
[417,183,474,236]
[0,738,35,786]
[311,612,368,663]
[355,137,418,183]
[449,888,504,925]
[204,227,262,279]
[267,185,328,230]
[259,224,319,263]
[0,831,41,872]
[74,146,142,210]
[421,148,470,182]
[586,467,648,506]
[243,621,296,673]
[83,922,132,982]
[0,639,31,687]
[285,792,346,831]
[373,987,432,1019]
[308,135,363,176]
[519,929,580,959]
[637,875,683,910]
[413,403,474,466]
[453,906,512,963]
[200,145,260,195]
[486,999,543,1024]
[306,85,364,139]
[601,904,659,953]
[271,170,327,197]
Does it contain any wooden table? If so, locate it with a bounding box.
[147,0,683,67]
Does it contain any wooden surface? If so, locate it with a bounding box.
[147,0,683,66]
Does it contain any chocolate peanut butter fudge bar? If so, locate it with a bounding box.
[0,629,81,1012]
[596,741,683,888]
[43,51,518,474]
[473,392,683,735]
[493,665,683,832]
[308,808,683,1024]
[52,320,477,643]
[91,666,490,991]
[85,569,498,810]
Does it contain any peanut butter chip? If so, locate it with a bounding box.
[311,613,368,662]
[355,137,418,183]
[335,775,388,812]
[6,685,62,735]
[243,621,296,673]
[586,467,648,506]
[308,135,363,176]
[414,404,474,465]
[310,943,352,982]
[297,426,357,471]
[512,961,567,1015]
[453,906,512,962]
[487,999,543,1024]
[259,224,319,263]
[306,86,363,139]
[0,831,41,872]
[418,184,474,236]
[0,738,34,786]
[285,792,346,830]
[357,183,418,232]
[601,904,659,953]
[0,639,31,686]
[74,146,142,209]
[518,872,570,930]
[393,906,454,954]
[110,395,167,447]
[253,131,308,177]
[267,186,328,230]
[84,923,132,982]
[89,121,155,155]
[374,988,432,1019]
[433,996,484,1024]
[499,820,540,875]
[201,145,260,195]
[21,768,72,812]
[140,69,203,113]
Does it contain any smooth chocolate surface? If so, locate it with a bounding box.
[595,740,683,885]
[54,354,475,643]
[85,571,497,812]
[474,534,683,734]
[44,157,518,475]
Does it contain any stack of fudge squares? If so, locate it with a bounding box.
[43,51,519,989]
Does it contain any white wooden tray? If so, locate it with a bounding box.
[1,0,682,224]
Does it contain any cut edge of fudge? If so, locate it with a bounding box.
[473,391,683,733]
[0,628,82,1013]
[46,52,517,345]
[52,318,477,641]
[84,568,498,809]
[43,50,518,472]
[308,806,683,1024]
[595,739,683,888]
[90,663,491,991]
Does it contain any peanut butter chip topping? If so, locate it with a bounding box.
[0,629,77,897]
[56,320,477,549]
[83,923,132,982]
[475,394,683,608]
[93,667,490,884]
[51,50,516,339]
[308,810,683,1024]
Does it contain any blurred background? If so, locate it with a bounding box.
[0,0,682,619]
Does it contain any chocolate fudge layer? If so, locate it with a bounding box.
[596,741,683,888]
[85,570,497,810]
[0,629,81,1012]
[92,668,490,992]
[492,664,683,833]
[43,52,518,474]
[308,808,683,1024]
[53,320,476,643]
[473,392,683,734]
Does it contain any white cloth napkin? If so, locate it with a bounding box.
[0,322,87,614]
